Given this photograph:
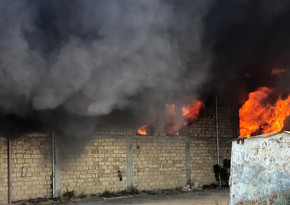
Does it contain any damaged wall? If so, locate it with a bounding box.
[230,131,290,205]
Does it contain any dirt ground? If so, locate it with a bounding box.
[67,189,229,205]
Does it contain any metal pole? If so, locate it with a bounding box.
[7,138,12,204]
[215,95,221,187]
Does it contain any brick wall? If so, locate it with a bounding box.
[189,95,238,138]
[0,137,8,204]
[0,95,236,202]
[190,138,231,186]
[11,134,52,201]
[59,135,231,196]
[188,95,234,186]
[60,137,127,195]
[0,135,232,203]
[132,137,186,190]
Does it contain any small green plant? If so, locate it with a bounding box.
[174,186,183,192]
[99,190,119,198]
[62,189,75,200]
[90,193,97,197]
[118,190,129,196]
[129,187,140,195]
[78,192,87,198]
[99,188,140,198]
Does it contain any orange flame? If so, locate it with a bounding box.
[182,100,205,125]
[137,125,148,135]
[239,87,290,137]
[165,100,204,135]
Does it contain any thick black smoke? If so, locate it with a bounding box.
[0,0,210,137]
[203,0,290,98]
[2,0,290,137]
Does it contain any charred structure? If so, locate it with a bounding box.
[0,1,289,138]
[1,0,290,203]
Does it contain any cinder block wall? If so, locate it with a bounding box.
[190,138,231,186]
[189,95,238,138]
[132,137,186,190]
[0,135,231,203]
[0,137,8,203]
[188,95,234,186]
[60,138,127,195]
[11,134,52,201]
[59,135,231,196]
[0,95,236,203]
[190,138,216,185]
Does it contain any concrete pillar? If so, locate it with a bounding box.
[126,137,133,192]
[52,132,61,198]
[185,137,192,186]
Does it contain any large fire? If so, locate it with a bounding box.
[182,100,205,125]
[166,100,204,135]
[136,100,204,136]
[239,87,290,137]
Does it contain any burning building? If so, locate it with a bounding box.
[1,0,290,204]
[229,86,290,204]
[239,87,290,137]
[0,94,236,203]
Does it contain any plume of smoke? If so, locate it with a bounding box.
[0,0,211,127]
[0,0,207,118]
[203,0,290,96]
[7,0,290,127]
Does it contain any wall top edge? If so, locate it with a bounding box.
[233,131,290,143]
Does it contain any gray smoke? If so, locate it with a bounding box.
[5,0,290,141]
[0,0,211,126]
[5,0,290,138]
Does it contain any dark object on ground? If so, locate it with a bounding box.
[202,183,218,189]
[62,189,76,200]
[213,158,230,186]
